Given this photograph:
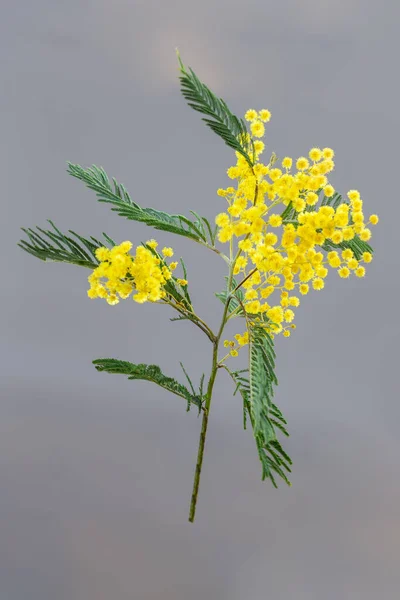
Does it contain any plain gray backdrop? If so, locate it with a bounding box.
[2,0,399,598]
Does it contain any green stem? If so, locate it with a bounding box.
[188,171,260,522]
[188,267,235,522]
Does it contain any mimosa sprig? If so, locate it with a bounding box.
[18,51,378,522]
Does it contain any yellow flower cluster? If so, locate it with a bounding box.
[215,109,378,348]
[87,240,178,305]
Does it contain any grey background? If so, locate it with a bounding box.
[1,0,399,598]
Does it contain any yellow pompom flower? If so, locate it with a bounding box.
[347,190,360,202]
[245,109,258,122]
[118,241,133,253]
[283,330,291,338]
[363,252,373,263]
[338,267,350,278]
[306,192,319,206]
[359,228,371,241]
[289,296,300,307]
[245,300,261,314]
[324,185,335,197]
[322,147,335,159]
[331,230,343,244]
[296,157,309,171]
[250,120,265,138]
[95,247,111,263]
[342,249,353,260]
[309,147,322,162]
[268,214,283,227]
[342,227,355,241]
[259,109,271,122]
[282,157,292,169]
[369,214,379,225]
[284,309,295,322]
[299,283,309,295]
[355,266,366,277]
[162,247,174,257]
[253,140,265,154]
[312,278,324,290]
[347,258,359,270]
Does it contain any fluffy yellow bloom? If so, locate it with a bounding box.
[306,192,319,206]
[369,214,379,225]
[284,309,295,322]
[309,147,322,162]
[88,240,180,306]
[324,185,335,197]
[347,258,359,270]
[338,267,350,278]
[283,330,291,338]
[312,278,324,290]
[250,120,265,138]
[267,306,284,323]
[296,157,309,171]
[162,247,174,257]
[347,190,360,202]
[245,109,258,122]
[342,249,353,260]
[268,214,283,227]
[259,109,271,122]
[253,140,265,154]
[359,228,371,241]
[363,252,373,263]
[95,247,111,262]
[245,300,261,314]
[322,147,335,159]
[299,283,309,295]
[355,266,366,277]
[212,134,377,340]
[282,157,292,169]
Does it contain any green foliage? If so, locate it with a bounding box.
[178,56,254,167]
[230,365,292,487]
[18,220,115,268]
[93,359,203,411]
[215,276,245,316]
[67,163,215,246]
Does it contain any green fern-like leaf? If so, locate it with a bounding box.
[67,163,214,245]
[229,366,291,487]
[215,276,245,316]
[178,56,254,167]
[18,220,115,268]
[93,358,203,410]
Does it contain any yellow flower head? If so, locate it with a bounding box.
[282,157,292,169]
[250,120,265,138]
[296,157,310,171]
[309,147,322,162]
[258,109,271,122]
[322,147,335,159]
[245,109,258,122]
